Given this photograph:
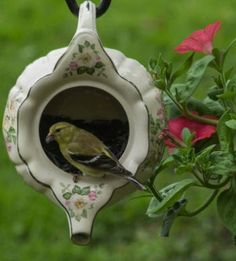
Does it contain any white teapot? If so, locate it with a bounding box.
[2,0,164,245]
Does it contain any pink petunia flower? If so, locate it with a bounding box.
[175,21,221,54]
[165,115,217,149]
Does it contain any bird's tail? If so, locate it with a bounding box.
[125,176,146,190]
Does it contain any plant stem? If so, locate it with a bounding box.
[205,177,231,189]
[165,89,184,112]
[184,108,218,126]
[130,194,153,201]
[192,169,205,186]
[165,89,218,126]
[164,132,187,148]
[193,168,231,189]
[146,182,163,202]
[180,189,219,217]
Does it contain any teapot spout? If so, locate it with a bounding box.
[68,213,94,245]
[72,233,90,245]
[52,179,116,245]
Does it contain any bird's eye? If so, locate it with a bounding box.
[55,128,62,133]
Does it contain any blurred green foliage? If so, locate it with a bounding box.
[1,0,236,260]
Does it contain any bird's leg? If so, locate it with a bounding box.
[73,174,80,183]
[72,169,84,183]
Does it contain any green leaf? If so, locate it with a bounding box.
[163,93,174,108]
[154,79,166,90]
[175,163,194,175]
[217,111,234,152]
[222,38,236,65]
[172,146,195,168]
[75,216,81,222]
[225,67,234,81]
[146,179,196,217]
[217,186,236,236]
[68,208,75,217]
[171,53,195,82]
[154,157,175,174]
[209,151,236,176]
[207,87,224,101]
[186,98,212,115]
[161,199,187,237]
[212,75,221,87]
[158,53,167,69]
[212,48,223,68]
[12,136,16,144]
[63,192,72,200]
[80,186,91,196]
[166,62,173,79]
[78,44,84,53]
[148,58,158,72]
[182,128,195,146]
[218,90,235,100]
[167,97,214,120]
[195,145,216,175]
[86,67,95,75]
[89,203,95,209]
[8,127,16,135]
[81,209,88,218]
[171,55,214,102]
[218,79,236,113]
[72,185,82,194]
[84,40,90,47]
[195,144,216,163]
[77,66,87,75]
[225,119,236,130]
[95,62,104,69]
[203,97,224,117]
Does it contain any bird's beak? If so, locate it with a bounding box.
[46,133,55,144]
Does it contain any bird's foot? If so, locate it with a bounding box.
[73,174,81,183]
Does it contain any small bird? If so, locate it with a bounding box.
[46,122,145,190]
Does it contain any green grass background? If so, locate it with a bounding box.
[1,0,236,260]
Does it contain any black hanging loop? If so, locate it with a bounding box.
[96,0,111,17]
[65,0,112,18]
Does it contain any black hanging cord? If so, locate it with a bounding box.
[65,0,112,18]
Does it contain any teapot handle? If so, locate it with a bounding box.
[65,0,111,18]
[74,1,97,35]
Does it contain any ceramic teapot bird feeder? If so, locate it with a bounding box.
[2,0,165,245]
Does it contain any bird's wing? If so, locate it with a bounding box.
[68,129,107,156]
[68,151,146,190]
[68,151,130,176]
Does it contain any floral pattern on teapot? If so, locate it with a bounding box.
[63,40,107,78]
[60,182,104,222]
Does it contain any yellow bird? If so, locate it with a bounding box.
[46,122,145,190]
